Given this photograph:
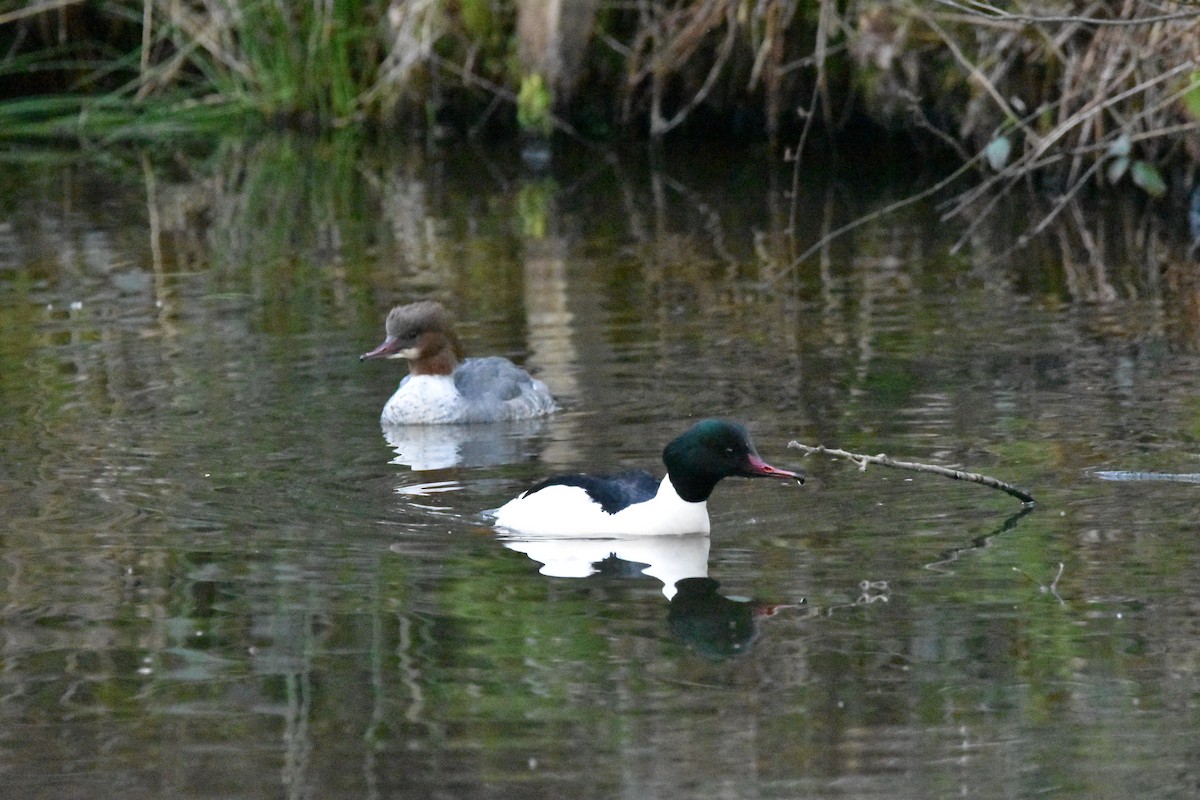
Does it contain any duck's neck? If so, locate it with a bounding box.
[637,476,710,535]
[655,475,707,506]
[663,466,721,503]
[407,333,462,376]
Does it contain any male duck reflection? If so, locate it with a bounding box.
[492,419,802,536]
[360,301,557,425]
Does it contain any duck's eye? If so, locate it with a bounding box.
[724,447,735,455]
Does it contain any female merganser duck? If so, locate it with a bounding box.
[491,419,802,536]
[360,301,557,425]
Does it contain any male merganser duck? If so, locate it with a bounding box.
[360,301,557,425]
[491,419,802,536]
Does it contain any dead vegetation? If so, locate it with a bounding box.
[1,2,1197,230]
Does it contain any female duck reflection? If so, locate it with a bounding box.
[381,418,550,471]
[361,301,557,470]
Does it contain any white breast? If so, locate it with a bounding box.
[381,365,556,425]
[382,375,464,425]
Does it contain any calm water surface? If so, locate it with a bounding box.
[2,137,1200,799]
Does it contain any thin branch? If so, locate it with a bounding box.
[427,53,604,152]
[918,10,1034,143]
[777,43,848,75]
[0,0,83,25]
[1027,60,1194,167]
[650,2,738,137]
[946,59,1191,220]
[787,441,1036,505]
[985,155,1104,265]
[933,0,1200,27]
[786,84,820,238]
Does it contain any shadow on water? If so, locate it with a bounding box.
[4,132,1200,799]
[924,505,1037,574]
[668,577,803,661]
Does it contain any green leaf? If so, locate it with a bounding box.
[1131,161,1167,198]
[1185,70,1200,122]
[517,73,554,137]
[984,136,1011,171]
[1106,156,1129,184]
[1107,133,1131,159]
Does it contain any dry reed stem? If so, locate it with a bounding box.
[941,63,1199,239]
[651,2,739,136]
[813,0,835,128]
[787,2,1198,272]
[140,0,152,78]
[0,0,82,26]
[918,9,1033,141]
[370,0,441,108]
[936,0,1200,27]
[622,0,743,137]
[157,0,252,81]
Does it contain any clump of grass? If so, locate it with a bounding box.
[0,92,255,142]
[133,0,387,127]
[0,0,453,137]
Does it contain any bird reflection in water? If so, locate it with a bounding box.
[668,577,803,661]
[383,417,549,471]
[499,532,802,659]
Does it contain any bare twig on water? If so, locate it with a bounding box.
[787,441,1035,505]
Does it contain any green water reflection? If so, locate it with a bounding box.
[1,135,1199,799]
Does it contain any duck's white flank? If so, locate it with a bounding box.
[492,476,711,536]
